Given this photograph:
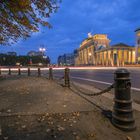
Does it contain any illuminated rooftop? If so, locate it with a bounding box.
[80,34,109,48]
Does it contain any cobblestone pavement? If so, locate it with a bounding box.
[0,76,140,140]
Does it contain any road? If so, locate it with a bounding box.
[51,67,140,89]
[70,67,140,89]
[52,67,140,103]
[1,67,140,89]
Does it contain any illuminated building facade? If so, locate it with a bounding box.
[75,34,136,66]
[135,28,140,63]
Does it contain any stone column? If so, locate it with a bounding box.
[79,51,82,64]
[90,46,94,65]
[117,49,119,67]
[122,49,125,66]
[83,49,85,65]
[111,50,114,66]
[102,52,104,66]
[81,50,84,65]
[106,51,109,66]
[127,50,129,64]
[84,48,88,64]
[131,50,133,64]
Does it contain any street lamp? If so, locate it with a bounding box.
[39,47,46,56]
[88,52,92,56]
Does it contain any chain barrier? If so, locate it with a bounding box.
[54,75,64,81]
[53,75,64,85]
[70,78,115,97]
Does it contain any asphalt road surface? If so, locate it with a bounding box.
[53,67,140,103]
[70,68,140,89]
[52,67,140,89]
[1,67,139,89]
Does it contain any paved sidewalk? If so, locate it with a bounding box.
[0,76,140,140]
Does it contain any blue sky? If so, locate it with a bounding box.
[0,0,140,63]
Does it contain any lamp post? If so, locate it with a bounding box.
[39,47,46,66]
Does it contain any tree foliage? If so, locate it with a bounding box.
[0,0,60,45]
[0,54,50,66]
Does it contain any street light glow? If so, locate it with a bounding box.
[39,47,46,52]
[88,52,92,56]
[39,47,46,53]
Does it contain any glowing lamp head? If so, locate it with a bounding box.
[88,53,92,56]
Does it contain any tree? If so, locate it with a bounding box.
[0,0,60,45]
[0,54,50,66]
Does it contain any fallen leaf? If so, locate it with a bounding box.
[63,119,67,122]
[50,121,54,125]
[15,122,20,125]
[45,113,49,117]
[76,112,80,117]
[3,137,8,140]
[48,117,52,120]
[57,125,65,131]
[7,109,11,113]
[126,136,132,140]
[76,135,80,140]
[21,125,26,129]
[73,132,77,136]
[69,124,73,127]
[46,129,51,133]
[88,133,96,137]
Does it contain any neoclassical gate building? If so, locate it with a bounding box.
[75,34,136,66]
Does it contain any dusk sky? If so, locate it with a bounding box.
[0,0,140,63]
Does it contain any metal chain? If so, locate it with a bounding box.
[53,75,64,81]
[58,76,64,81]
[53,75,64,85]
[70,79,114,97]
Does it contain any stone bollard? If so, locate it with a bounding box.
[64,68,70,87]
[112,68,136,131]
[18,68,21,75]
[49,68,53,80]
[8,68,11,75]
[28,68,30,76]
[38,68,41,77]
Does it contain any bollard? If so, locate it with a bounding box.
[28,68,30,76]
[8,68,11,75]
[112,68,136,131]
[18,68,21,75]
[49,68,53,80]
[38,67,41,77]
[0,69,1,75]
[64,68,70,87]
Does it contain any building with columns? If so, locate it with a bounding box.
[75,33,136,66]
[135,28,140,63]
